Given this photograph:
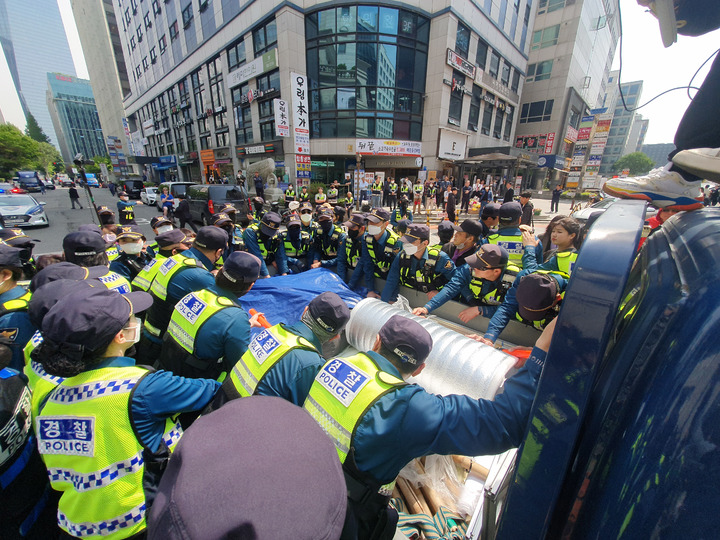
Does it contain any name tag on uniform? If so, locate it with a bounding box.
[499,241,523,255]
[37,417,95,457]
[142,259,159,272]
[249,330,280,365]
[159,258,177,275]
[317,359,370,407]
[177,295,207,324]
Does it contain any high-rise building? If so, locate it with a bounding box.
[112,0,535,185]
[623,114,649,155]
[70,0,133,176]
[514,0,620,188]
[599,73,644,175]
[47,73,106,163]
[0,0,76,147]
[642,142,675,168]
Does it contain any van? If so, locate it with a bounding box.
[187,184,248,225]
[16,171,42,192]
[157,182,198,210]
[121,179,145,199]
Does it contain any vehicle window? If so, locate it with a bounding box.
[172,184,191,196]
[0,196,35,206]
[223,187,244,201]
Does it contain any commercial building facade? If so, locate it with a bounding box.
[598,73,644,175]
[642,142,675,169]
[114,0,535,190]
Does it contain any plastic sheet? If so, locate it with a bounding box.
[239,268,363,327]
[344,299,516,399]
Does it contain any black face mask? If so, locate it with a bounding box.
[348,228,360,240]
[259,232,271,244]
[320,221,333,233]
[288,227,301,240]
[222,225,233,237]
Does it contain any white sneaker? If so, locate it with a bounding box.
[672,148,720,182]
[646,0,678,48]
[603,163,704,210]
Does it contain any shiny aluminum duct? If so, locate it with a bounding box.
[344,299,516,399]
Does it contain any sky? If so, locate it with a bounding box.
[0,1,719,145]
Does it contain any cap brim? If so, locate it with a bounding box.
[260,224,279,237]
[124,291,153,314]
[464,254,486,270]
[366,215,382,224]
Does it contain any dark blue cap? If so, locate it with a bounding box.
[260,212,282,237]
[210,213,232,226]
[41,286,153,352]
[499,201,523,224]
[151,216,172,229]
[96,205,114,215]
[287,214,302,227]
[194,226,228,251]
[343,213,366,228]
[516,272,559,321]
[0,244,24,267]
[28,279,101,327]
[0,228,37,247]
[401,224,430,243]
[77,224,102,235]
[482,202,501,218]
[307,292,351,334]
[465,244,508,270]
[116,224,145,240]
[367,208,391,223]
[155,229,191,249]
[218,203,237,214]
[147,396,347,540]
[63,231,107,257]
[220,252,261,284]
[378,315,433,365]
[317,208,333,221]
[437,220,455,235]
[29,262,108,292]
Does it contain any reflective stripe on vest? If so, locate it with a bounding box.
[283,230,312,257]
[328,189,338,198]
[389,184,397,194]
[365,230,400,277]
[398,248,446,292]
[372,182,382,193]
[468,264,521,305]
[0,290,31,315]
[303,353,405,470]
[316,194,327,203]
[413,184,423,194]
[167,289,236,354]
[487,233,525,268]
[106,246,120,262]
[131,255,166,292]
[24,331,66,419]
[149,254,198,301]
[319,226,343,258]
[345,238,362,269]
[97,270,132,295]
[37,366,182,539]
[556,250,578,275]
[227,324,317,397]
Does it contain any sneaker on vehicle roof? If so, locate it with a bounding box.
[603,163,704,211]
[671,147,720,183]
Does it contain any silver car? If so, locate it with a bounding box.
[141,186,159,205]
[0,194,49,227]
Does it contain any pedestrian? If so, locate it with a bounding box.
[387,177,398,211]
[503,182,515,203]
[446,186,458,223]
[39,178,45,194]
[550,184,562,213]
[68,183,83,209]
[461,179,473,214]
[160,186,174,218]
[371,176,383,208]
[175,194,197,231]
[253,171,264,199]
[519,191,534,226]
[109,181,116,196]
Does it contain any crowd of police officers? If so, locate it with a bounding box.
[0,184,586,539]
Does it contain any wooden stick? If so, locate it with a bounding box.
[408,481,432,516]
[396,477,424,515]
[452,455,490,481]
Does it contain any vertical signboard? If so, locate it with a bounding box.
[291,72,310,180]
[274,99,290,137]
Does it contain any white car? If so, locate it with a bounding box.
[141,186,159,206]
[0,194,49,227]
[571,197,657,224]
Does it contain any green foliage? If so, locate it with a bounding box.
[24,112,51,144]
[85,155,111,175]
[611,152,655,176]
[0,123,40,178]
[52,160,65,173]
[34,142,62,174]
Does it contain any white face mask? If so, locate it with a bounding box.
[300,213,312,225]
[123,322,141,344]
[156,225,173,234]
[403,243,419,256]
[120,241,143,255]
[368,224,382,235]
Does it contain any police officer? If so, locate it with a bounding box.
[311,208,347,271]
[479,269,568,345]
[337,213,366,283]
[345,190,355,213]
[216,203,247,250]
[243,212,288,277]
[381,224,456,303]
[284,183,296,208]
[486,201,543,269]
[139,226,225,364]
[159,252,262,382]
[147,216,174,258]
[213,291,351,408]
[399,179,411,202]
[0,228,39,280]
[109,225,153,281]
[132,229,192,292]
[390,196,413,227]
[371,177,383,208]
[435,220,455,248]
[349,208,402,297]
[211,212,241,263]
[0,245,34,371]
[387,178,398,211]
[281,215,313,273]
[116,190,139,225]
[413,244,518,323]
[62,230,132,294]
[299,185,310,203]
[251,196,265,222]
[33,286,219,539]
[442,218,484,267]
[302,314,551,539]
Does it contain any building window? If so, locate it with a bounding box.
[199,134,211,149]
[182,3,193,28]
[476,39,488,70]
[260,120,275,142]
[468,85,482,131]
[489,51,500,79]
[144,12,152,29]
[136,25,143,42]
[532,25,560,49]
[130,36,136,50]
[159,34,167,53]
[208,56,226,128]
[142,56,149,71]
[538,0,566,14]
[520,99,554,123]
[227,38,246,71]
[152,0,161,15]
[511,70,521,93]
[191,68,206,114]
[253,18,277,56]
[448,70,465,126]
[199,0,210,13]
[169,20,178,40]
[524,5,531,25]
[493,104,504,138]
[504,106,513,141]
[124,8,131,25]
[233,83,254,144]
[256,69,280,94]
[526,60,553,82]
[501,62,511,86]
[216,131,229,147]
[136,66,142,79]
[481,100,493,135]
[456,22,470,59]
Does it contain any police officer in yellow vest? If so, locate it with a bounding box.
[521,216,581,276]
[328,182,339,205]
[158,252,262,381]
[302,314,551,539]
[0,245,35,371]
[281,214,313,273]
[33,285,219,540]
[211,291,351,409]
[0,227,38,279]
[62,231,133,294]
[348,208,402,297]
[337,213,366,283]
[485,201,543,269]
[311,208,347,270]
[284,184,296,208]
[413,244,519,323]
[242,212,288,277]
[381,224,456,303]
[299,185,310,203]
[137,226,225,365]
[132,229,192,292]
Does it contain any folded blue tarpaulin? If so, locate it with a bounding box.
[238,268,363,327]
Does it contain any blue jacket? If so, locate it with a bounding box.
[336,235,363,283]
[423,264,501,317]
[254,322,325,406]
[193,283,252,373]
[349,230,403,292]
[311,226,347,269]
[243,227,288,277]
[484,270,568,343]
[0,286,36,371]
[109,253,150,281]
[381,248,456,302]
[351,350,545,484]
[390,209,413,226]
[167,247,217,304]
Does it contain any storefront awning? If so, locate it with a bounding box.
[152,164,176,171]
[464,147,539,167]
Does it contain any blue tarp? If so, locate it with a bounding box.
[238,268,363,327]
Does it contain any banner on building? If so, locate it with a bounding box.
[446,49,476,79]
[355,139,421,156]
[545,132,556,154]
[274,99,290,137]
[227,49,278,89]
[565,125,579,143]
[438,128,468,160]
[291,72,310,155]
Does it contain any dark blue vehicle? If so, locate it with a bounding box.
[15,170,42,192]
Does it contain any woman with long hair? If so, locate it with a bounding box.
[522,216,581,276]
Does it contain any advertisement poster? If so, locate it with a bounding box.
[274,99,290,137]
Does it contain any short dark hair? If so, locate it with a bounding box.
[32,333,118,377]
[66,252,109,267]
[215,269,254,296]
[0,265,22,282]
[378,344,416,376]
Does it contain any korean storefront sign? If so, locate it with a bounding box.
[274,99,289,137]
[355,139,421,157]
[446,49,476,79]
[227,49,278,88]
[291,72,310,155]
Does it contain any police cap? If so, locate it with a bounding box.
[30,262,109,292]
[516,273,559,321]
[63,231,108,257]
[465,244,509,270]
[378,314,433,366]
[307,292,351,335]
[220,252,261,284]
[260,212,282,237]
[194,226,228,251]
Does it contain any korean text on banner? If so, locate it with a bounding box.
[274,99,290,138]
[291,72,310,155]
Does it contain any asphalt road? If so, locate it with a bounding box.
[14,186,165,255]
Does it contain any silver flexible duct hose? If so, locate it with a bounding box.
[344,299,516,399]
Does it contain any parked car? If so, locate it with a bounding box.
[141,186,159,206]
[0,194,49,227]
[571,197,657,224]
[57,174,73,187]
[120,179,145,199]
[187,184,249,225]
[157,182,198,210]
[41,178,56,190]
[15,171,42,192]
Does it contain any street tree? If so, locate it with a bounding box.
[34,142,62,174]
[85,155,112,175]
[24,112,51,144]
[611,152,655,176]
[0,124,40,179]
